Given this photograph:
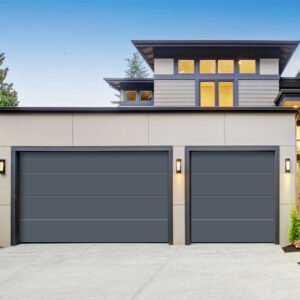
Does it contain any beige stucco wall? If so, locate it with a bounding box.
[0,112,296,247]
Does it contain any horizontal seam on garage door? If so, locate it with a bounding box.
[192,196,273,198]
[21,195,168,198]
[192,219,274,221]
[20,172,168,175]
[191,172,274,174]
[20,219,169,221]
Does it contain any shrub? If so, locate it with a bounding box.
[288,206,300,244]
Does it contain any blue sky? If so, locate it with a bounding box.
[1,0,300,107]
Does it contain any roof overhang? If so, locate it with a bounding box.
[104,78,154,91]
[132,40,299,74]
[280,77,300,89]
[275,89,300,107]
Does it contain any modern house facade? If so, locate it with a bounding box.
[1,40,300,247]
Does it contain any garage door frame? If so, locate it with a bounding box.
[185,146,279,245]
[11,146,173,245]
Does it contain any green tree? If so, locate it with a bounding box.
[288,206,300,244]
[125,52,149,78]
[0,53,18,107]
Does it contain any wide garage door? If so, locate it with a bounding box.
[189,151,277,243]
[17,150,170,243]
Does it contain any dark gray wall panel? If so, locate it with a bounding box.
[190,151,276,243]
[18,151,170,243]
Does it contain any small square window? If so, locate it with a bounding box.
[200,60,216,74]
[178,60,194,74]
[124,91,136,101]
[239,60,256,74]
[200,82,215,107]
[218,60,234,74]
[140,91,153,101]
[218,82,234,107]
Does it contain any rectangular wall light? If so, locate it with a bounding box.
[0,160,6,174]
[285,158,291,173]
[176,159,182,174]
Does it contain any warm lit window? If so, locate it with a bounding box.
[178,60,194,74]
[218,60,234,74]
[239,60,256,74]
[200,60,216,74]
[140,91,153,101]
[218,82,234,107]
[124,91,136,101]
[200,82,215,107]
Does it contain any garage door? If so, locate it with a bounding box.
[189,151,277,243]
[17,150,170,243]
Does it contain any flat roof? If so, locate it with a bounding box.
[274,89,300,106]
[132,40,299,73]
[0,107,297,114]
[104,78,154,91]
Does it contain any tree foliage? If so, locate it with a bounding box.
[0,53,18,107]
[288,206,300,244]
[125,52,149,78]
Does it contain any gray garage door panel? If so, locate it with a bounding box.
[190,151,276,243]
[20,220,168,243]
[21,196,168,219]
[192,174,274,196]
[192,196,274,219]
[191,220,274,243]
[20,173,168,196]
[18,151,170,243]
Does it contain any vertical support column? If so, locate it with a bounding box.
[0,147,11,247]
[172,146,185,245]
[280,146,297,246]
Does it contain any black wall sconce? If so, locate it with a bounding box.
[0,160,6,174]
[176,159,182,174]
[285,158,291,173]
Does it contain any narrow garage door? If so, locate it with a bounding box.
[18,151,170,243]
[190,151,277,243]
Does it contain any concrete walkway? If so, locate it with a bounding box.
[0,244,300,300]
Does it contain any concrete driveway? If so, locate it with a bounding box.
[0,244,300,300]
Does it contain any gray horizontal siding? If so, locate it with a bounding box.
[154,80,195,106]
[238,80,279,107]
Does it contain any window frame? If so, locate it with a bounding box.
[171,58,266,106]
[122,90,154,105]
[176,59,195,74]
[199,79,235,107]
[199,60,217,74]
[140,90,153,101]
[124,90,137,101]
[238,59,258,74]
[217,59,235,74]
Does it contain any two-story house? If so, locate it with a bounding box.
[0,40,300,247]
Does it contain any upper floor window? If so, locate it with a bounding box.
[178,60,194,74]
[200,60,216,74]
[200,81,234,107]
[140,91,153,101]
[218,60,234,74]
[218,82,234,106]
[124,91,136,101]
[238,60,256,74]
[200,82,215,107]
